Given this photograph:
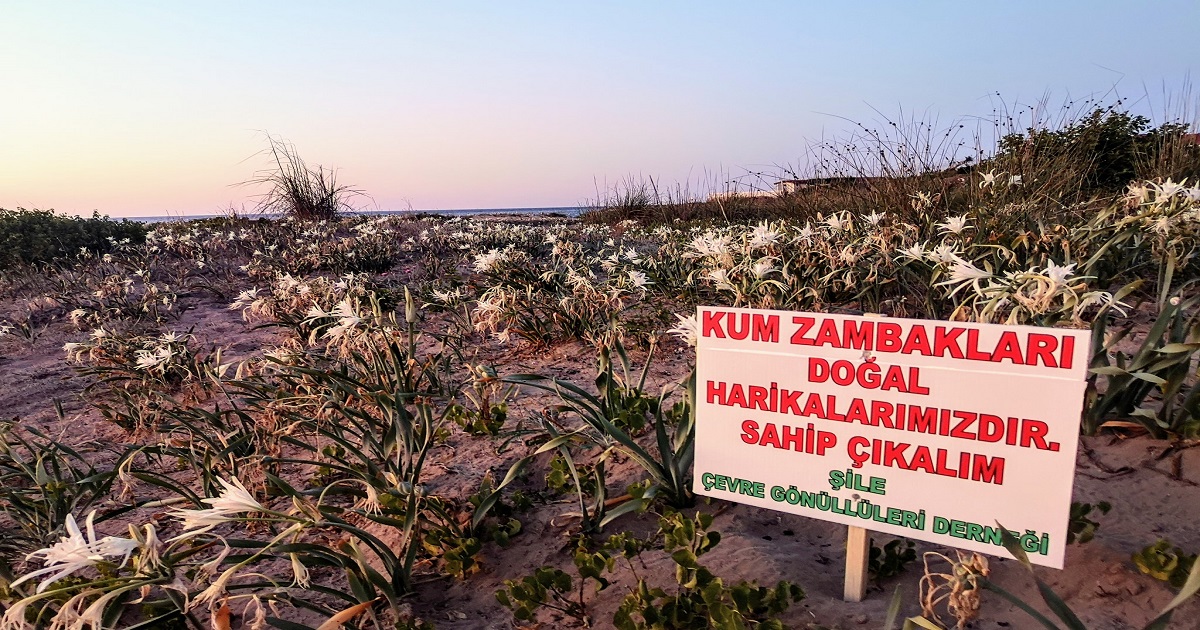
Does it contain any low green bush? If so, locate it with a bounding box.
[0,208,147,269]
[991,105,1199,200]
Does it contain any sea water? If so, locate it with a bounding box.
[133,206,581,224]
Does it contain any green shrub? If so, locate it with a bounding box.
[992,105,1199,199]
[0,208,147,269]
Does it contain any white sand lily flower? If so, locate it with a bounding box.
[75,589,127,629]
[1151,215,1173,236]
[68,309,88,326]
[133,523,164,575]
[937,256,992,298]
[304,304,330,320]
[10,511,138,593]
[169,477,266,537]
[323,300,363,341]
[63,342,86,363]
[473,294,503,318]
[748,222,782,248]
[134,346,173,371]
[0,596,33,629]
[277,274,300,292]
[38,589,90,628]
[1125,182,1151,207]
[704,268,736,293]
[688,232,732,258]
[192,564,240,609]
[751,257,777,279]
[1044,261,1076,285]
[667,313,700,347]
[824,214,847,233]
[195,540,233,580]
[430,288,460,304]
[945,258,990,283]
[229,288,260,310]
[627,270,651,291]
[864,211,885,227]
[897,243,926,262]
[290,553,311,588]
[472,249,504,272]
[979,170,998,189]
[927,244,959,264]
[1075,291,1130,317]
[242,596,268,630]
[938,214,971,235]
[1153,178,1185,200]
[795,222,816,242]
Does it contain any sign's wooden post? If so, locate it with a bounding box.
[844,526,870,601]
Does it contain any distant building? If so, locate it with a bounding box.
[775,179,804,195]
[774,177,859,194]
[705,189,777,202]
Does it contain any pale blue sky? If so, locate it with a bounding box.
[1,2,1196,216]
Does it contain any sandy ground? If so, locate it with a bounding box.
[2,282,1199,629]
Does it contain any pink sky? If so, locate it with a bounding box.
[2,2,1195,217]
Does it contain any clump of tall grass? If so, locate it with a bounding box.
[241,134,364,221]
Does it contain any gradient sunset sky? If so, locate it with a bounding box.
[2,2,1197,217]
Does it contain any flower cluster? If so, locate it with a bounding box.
[2,477,277,630]
[63,328,224,392]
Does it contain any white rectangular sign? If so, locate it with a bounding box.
[694,306,1090,568]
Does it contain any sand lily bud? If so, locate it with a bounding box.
[405,286,417,323]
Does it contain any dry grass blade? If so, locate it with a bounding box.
[316,598,380,630]
[211,600,233,630]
